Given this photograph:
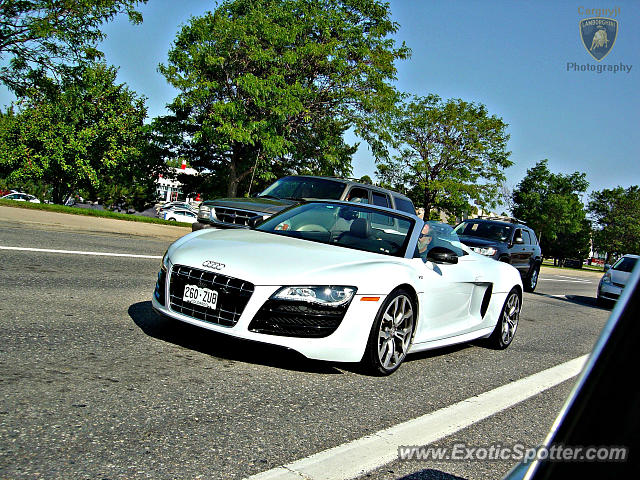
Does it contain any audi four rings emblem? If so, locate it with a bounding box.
[202,260,225,270]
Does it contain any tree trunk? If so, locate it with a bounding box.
[422,187,436,220]
[226,144,256,197]
[227,168,239,197]
[227,145,241,197]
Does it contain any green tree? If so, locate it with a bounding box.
[512,160,590,263]
[0,0,146,94]
[0,63,153,204]
[545,218,592,266]
[589,186,640,261]
[158,0,409,198]
[374,94,512,217]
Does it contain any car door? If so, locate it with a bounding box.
[509,228,527,273]
[521,230,534,269]
[411,225,491,344]
[412,254,491,344]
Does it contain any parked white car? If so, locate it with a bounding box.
[163,208,198,224]
[153,201,523,375]
[597,254,638,305]
[156,201,197,217]
[1,192,40,203]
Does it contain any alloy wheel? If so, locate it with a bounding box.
[377,294,414,371]
[501,292,520,345]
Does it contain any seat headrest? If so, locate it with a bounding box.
[349,218,370,238]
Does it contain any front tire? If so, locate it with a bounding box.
[487,288,520,349]
[362,289,415,375]
[524,263,540,292]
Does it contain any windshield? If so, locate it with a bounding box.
[256,202,414,257]
[257,177,345,200]
[612,256,637,273]
[454,221,513,242]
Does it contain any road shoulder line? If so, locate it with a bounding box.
[246,355,588,480]
[0,245,161,259]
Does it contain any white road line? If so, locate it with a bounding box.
[246,355,589,480]
[552,274,601,280]
[538,278,592,283]
[537,294,569,300]
[0,245,161,259]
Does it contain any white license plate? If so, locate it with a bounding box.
[183,284,218,310]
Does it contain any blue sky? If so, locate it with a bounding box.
[1,0,638,197]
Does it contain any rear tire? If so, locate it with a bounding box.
[362,289,415,376]
[487,288,520,349]
[523,264,540,292]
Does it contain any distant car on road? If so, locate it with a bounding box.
[453,217,542,292]
[1,192,41,203]
[597,254,638,305]
[164,208,198,224]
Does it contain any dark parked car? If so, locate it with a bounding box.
[454,217,542,292]
[192,175,416,231]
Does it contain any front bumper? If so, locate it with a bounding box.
[152,268,384,363]
[598,280,623,301]
[192,220,236,232]
[191,221,212,231]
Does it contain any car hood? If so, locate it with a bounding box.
[202,197,296,214]
[168,229,411,291]
[457,235,502,249]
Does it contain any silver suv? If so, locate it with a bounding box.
[192,175,416,231]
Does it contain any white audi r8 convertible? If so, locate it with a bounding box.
[152,201,523,375]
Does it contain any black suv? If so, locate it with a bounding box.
[453,217,543,292]
[192,175,416,231]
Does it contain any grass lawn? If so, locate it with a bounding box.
[0,199,192,228]
[542,258,604,273]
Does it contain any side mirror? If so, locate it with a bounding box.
[604,264,611,271]
[427,246,459,264]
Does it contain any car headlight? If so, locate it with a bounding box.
[602,272,612,284]
[161,249,172,272]
[272,286,357,306]
[470,246,498,256]
[199,205,215,220]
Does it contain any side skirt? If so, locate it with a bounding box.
[408,326,495,354]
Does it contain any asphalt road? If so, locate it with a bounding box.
[0,211,610,480]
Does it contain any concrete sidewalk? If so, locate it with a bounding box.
[0,205,191,241]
